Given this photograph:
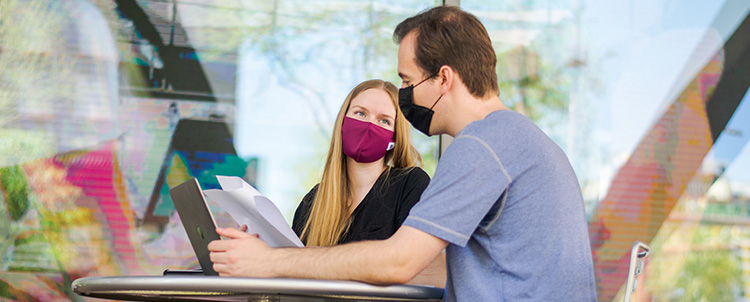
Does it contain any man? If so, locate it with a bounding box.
[208,6,596,301]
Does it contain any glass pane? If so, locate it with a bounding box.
[232,0,442,218]
[0,0,439,298]
[462,0,750,301]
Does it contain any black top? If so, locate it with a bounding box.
[292,167,430,245]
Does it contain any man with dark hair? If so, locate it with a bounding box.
[208,6,596,301]
[393,6,498,101]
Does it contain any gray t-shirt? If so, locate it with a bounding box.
[404,110,596,302]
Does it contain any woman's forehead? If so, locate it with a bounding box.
[350,89,396,115]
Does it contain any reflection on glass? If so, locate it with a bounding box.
[463,0,750,301]
[232,1,441,217]
[0,0,440,300]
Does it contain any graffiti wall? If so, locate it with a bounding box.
[0,1,250,300]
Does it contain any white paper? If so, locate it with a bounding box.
[203,176,303,248]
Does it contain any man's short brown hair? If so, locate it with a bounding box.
[394,6,499,99]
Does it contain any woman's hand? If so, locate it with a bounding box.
[208,227,273,277]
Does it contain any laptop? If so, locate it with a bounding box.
[168,178,220,276]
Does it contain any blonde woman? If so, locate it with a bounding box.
[292,79,429,247]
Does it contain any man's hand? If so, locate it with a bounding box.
[208,227,273,277]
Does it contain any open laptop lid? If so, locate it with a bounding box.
[169,178,220,276]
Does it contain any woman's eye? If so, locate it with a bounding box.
[380,119,391,125]
[355,111,365,117]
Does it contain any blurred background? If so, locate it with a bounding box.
[1,0,749,301]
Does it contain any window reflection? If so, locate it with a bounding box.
[232,1,441,217]
[0,0,439,299]
[5,0,749,300]
[463,1,750,301]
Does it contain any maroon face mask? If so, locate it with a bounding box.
[341,116,395,163]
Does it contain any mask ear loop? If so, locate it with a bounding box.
[413,72,440,88]
[419,71,443,110]
[429,94,444,110]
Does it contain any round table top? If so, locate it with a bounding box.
[72,275,444,302]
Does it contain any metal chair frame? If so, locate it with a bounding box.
[623,241,651,302]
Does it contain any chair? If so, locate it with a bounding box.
[623,241,651,302]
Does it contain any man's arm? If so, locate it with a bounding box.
[406,250,446,287]
[208,225,448,284]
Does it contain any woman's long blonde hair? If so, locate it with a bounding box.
[301,79,423,247]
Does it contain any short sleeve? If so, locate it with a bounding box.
[403,135,511,247]
[292,185,318,242]
[395,167,430,225]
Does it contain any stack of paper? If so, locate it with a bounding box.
[204,176,304,248]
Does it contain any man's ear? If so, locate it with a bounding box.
[438,65,454,94]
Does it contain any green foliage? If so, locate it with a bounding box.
[678,226,743,302]
[12,232,44,247]
[649,224,743,301]
[0,280,17,300]
[0,165,29,221]
[676,250,741,302]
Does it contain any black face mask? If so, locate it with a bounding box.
[398,75,443,136]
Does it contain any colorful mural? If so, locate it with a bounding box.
[590,52,722,300]
[0,100,248,300]
[464,1,750,300]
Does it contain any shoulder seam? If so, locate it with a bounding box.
[480,188,507,232]
[455,135,512,183]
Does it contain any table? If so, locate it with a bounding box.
[71,276,444,301]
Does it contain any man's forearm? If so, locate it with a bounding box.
[406,250,446,287]
[271,238,418,284]
[210,226,448,283]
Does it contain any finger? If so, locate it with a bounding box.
[217,227,253,239]
[213,263,228,276]
[207,239,229,252]
[209,250,224,263]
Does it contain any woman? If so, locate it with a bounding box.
[292,79,429,247]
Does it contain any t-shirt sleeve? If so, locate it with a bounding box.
[292,185,318,241]
[395,167,431,225]
[403,135,511,247]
